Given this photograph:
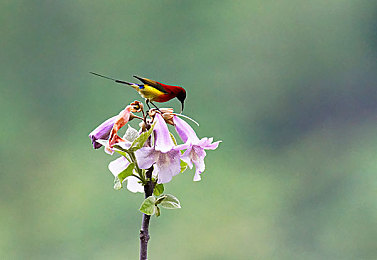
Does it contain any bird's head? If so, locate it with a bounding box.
[176,88,186,113]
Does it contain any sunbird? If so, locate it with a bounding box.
[90,72,186,112]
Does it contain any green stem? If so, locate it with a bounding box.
[129,152,145,182]
[131,173,144,182]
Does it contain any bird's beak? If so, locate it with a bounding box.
[180,101,184,113]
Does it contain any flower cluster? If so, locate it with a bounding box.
[89,101,221,192]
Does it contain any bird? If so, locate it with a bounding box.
[90,72,186,112]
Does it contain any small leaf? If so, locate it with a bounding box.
[155,206,161,217]
[155,195,167,205]
[112,162,135,190]
[123,126,139,142]
[180,160,188,173]
[114,149,129,158]
[112,146,132,163]
[117,163,135,183]
[130,122,156,151]
[139,196,156,215]
[159,194,181,209]
[153,184,164,196]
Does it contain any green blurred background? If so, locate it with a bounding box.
[1,1,377,259]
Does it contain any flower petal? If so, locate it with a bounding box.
[203,140,222,150]
[193,158,205,182]
[108,106,132,148]
[192,145,207,161]
[196,137,222,151]
[180,147,194,169]
[155,150,181,184]
[123,125,139,142]
[174,143,191,151]
[154,113,175,152]
[108,157,130,177]
[96,139,114,155]
[135,147,156,169]
[197,137,209,146]
[193,168,201,181]
[125,176,144,193]
[196,155,206,172]
[116,141,132,150]
[173,116,199,144]
[96,139,108,147]
[89,115,118,149]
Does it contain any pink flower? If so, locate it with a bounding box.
[91,106,135,154]
[89,106,133,150]
[173,116,221,181]
[89,116,117,149]
[135,114,188,184]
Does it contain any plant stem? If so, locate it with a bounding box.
[139,166,154,260]
[130,152,145,182]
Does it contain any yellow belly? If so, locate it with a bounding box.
[138,85,165,100]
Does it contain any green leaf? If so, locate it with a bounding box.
[112,146,132,163]
[130,122,156,152]
[155,195,167,205]
[159,194,181,209]
[180,160,188,173]
[118,163,135,183]
[113,162,135,190]
[155,206,161,217]
[153,184,164,196]
[123,125,139,142]
[139,196,156,215]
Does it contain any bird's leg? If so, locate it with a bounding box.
[145,99,151,110]
[150,101,161,112]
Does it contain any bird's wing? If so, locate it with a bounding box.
[133,75,169,94]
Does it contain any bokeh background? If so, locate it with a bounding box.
[1,1,377,259]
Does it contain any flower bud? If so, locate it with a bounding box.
[161,108,174,126]
[148,108,157,118]
[130,100,143,113]
[149,108,175,126]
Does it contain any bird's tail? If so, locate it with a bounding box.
[90,72,138,89]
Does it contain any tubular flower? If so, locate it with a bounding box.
[108,157,144,193]
[89,106,134,151]
[135,113,188,184]
[173,116,221,181]
[89,115,118,149]
[108,106,133,149]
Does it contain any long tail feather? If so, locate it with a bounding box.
[90,72,133,85]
